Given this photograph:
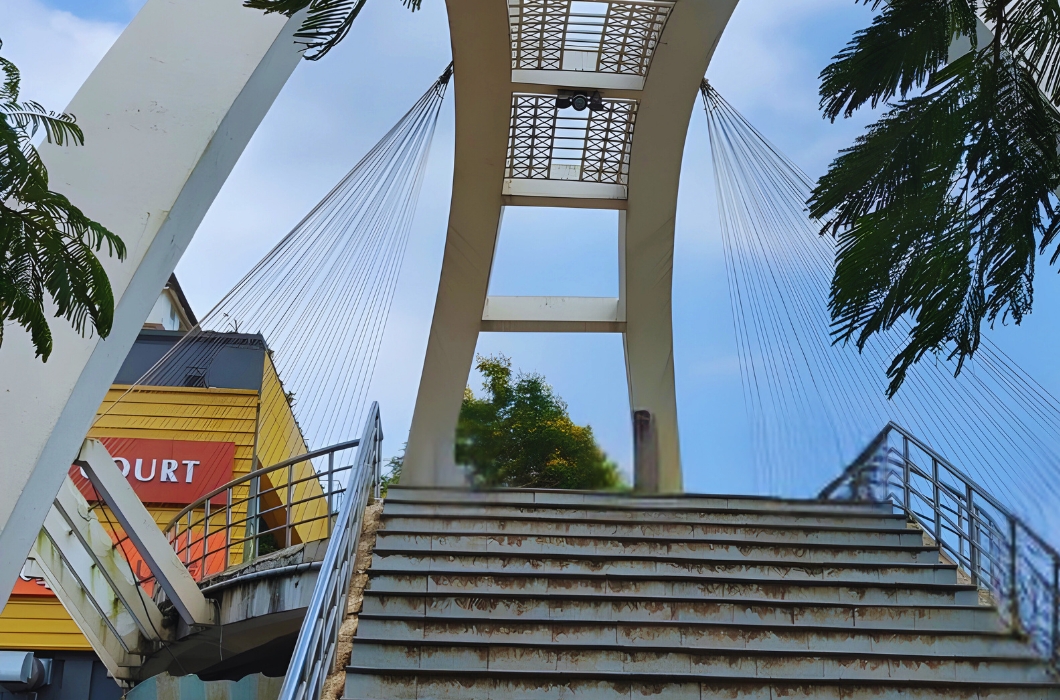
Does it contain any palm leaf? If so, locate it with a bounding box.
[0,102,84,147]
[244,0,421,60]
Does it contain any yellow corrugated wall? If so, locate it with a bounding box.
[2,365,329,651]
[0,597,93,651]
[255,353,329,544]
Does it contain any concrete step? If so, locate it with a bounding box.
[381,514,927,546]
[370,551,960,585]
[360,594,1001,633]
[347,489,1060,699]
[385,487,895,515]
[366,571,982,605]
[354,614,1033,657]
[347,641,1055,683]
[383,501,909,530]
[345,669,1060,700]
[374,531,941,564]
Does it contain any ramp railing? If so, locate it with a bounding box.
[278,402,382,700]
[822,422,1060,667]
[163,436,367,580]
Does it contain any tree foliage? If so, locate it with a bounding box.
[809,0,1060,395]
[457,354,624,491]
[0,40,125,360]
[245,0,422,61]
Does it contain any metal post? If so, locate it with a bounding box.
[902,437,911,513]
[286,461,294,549]
[185,510,192,565]
[225,489,232,569]
[633,410,659,494]
[932,458,941,542]
[201,499,210,581]
[967,485,979,586]
[1008,517,1020,627]
[327,451,334,538]
[1052,561,1059,665]
[246,472,260,563]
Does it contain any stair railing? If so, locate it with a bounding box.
[277,403,383,700]
[821,422,1060,667]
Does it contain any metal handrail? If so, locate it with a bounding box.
[161,437,364,581]
[278,402,383,700]
[822,422,1060,667]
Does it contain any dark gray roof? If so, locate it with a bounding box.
[114,330,266,392]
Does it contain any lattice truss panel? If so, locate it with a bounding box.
[508,0,673,76]
[506,93,638,184]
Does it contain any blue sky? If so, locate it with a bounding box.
[8,0,1060,498]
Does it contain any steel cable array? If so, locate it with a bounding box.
[96,64,452,487]
[702,81,1060,543]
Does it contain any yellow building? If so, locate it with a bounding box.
[0,277,322,677]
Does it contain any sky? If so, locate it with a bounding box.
[7,0,1060,498]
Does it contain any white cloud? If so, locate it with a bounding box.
[0,0,120,111]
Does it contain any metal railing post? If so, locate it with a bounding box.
[902,436,911,513]
[248,472,260,562]
[225,489,232,569]
[932,458,941,542]
[327,452,335,538]
[967,485,979,586]
[286,460,294,549]
[202,499,210,581]
[1008,517,1020,628]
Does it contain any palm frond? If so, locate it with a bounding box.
[244,0,420,60]
[819,0,977,122]
[813,4,1060,395]
[0,102,84,146]
[0,40,21,103]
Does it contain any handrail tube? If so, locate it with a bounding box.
[278,403,382,700]
[823,422,1060,668]
[165,439,360,531]
[824,422,1060,561]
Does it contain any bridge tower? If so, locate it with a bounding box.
[402,0,739,492]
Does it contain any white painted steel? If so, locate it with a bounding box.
[0,0,303,612]
[404,0,739,491]
[49,478,165,642]
[482,296,623,333]
[29,534,141,681]
[76,439,215,627]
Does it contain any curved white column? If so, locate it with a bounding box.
[403,0,739,490]
[0,0,302,611]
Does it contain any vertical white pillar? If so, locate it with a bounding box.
[0,0,302,611]
[401,1,512,487]
[622,0,739,493]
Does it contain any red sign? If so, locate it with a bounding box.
[69,438,236,506]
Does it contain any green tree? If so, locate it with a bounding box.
[1,40,125,360]
[457,354,624,491]
[809,1,1060,395]
[245,0,421,61]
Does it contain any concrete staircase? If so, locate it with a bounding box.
[344,487,1060,699]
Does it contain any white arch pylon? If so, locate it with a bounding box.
[402,0,739,492]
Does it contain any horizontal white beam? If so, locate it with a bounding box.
[481,296,625,333]
[502,195,627,210]
[502,179,627,200]
[512,69,645,91]
[76,439,215,627]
